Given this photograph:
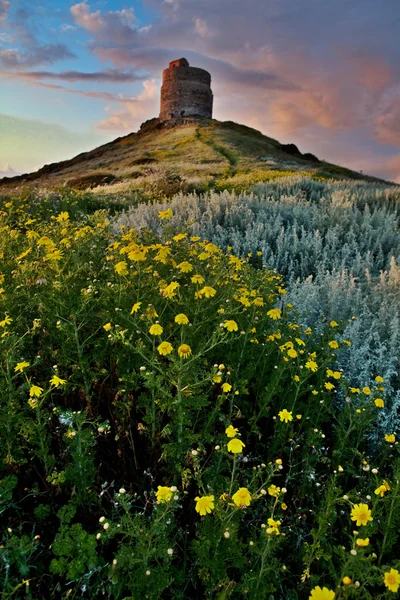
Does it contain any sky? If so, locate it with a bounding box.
[0,0,399,181]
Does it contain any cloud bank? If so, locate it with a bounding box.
[1,0,399,180]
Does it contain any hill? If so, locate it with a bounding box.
[0,118,388,196]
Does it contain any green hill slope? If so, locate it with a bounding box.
[0,118,388,194]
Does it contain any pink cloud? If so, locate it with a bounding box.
[0,0,10,22]
[4,68,144,83]
[95,79,158,131]
[0,70,139,102]
[71,3,138,43]
[374,92,400,146]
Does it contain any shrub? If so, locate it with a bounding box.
[0,196,399,598]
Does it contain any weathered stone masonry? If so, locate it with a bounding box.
[159,58,213,121]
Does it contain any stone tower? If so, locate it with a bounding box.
[159,58,213,121]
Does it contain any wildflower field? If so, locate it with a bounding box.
[0,184,399,599]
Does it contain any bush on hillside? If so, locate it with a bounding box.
[114,178,400,437]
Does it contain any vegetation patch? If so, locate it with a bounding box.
[0,194,399,598]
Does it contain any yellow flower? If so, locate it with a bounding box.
[375,398,385,408]
[267,308,281,320]
[149,324,163,336]
[278,409,293,423]
[287,348,298,358]
[330,320,338,328]
[328,340,339,349]
[191,274,205,284]
[14,361,30,373]
[268,485,281,497]
[356,538,370,547]
[229,255,242,271]
[29,385,43,398]
[16,248,32,261]
[374,481,390,497]
[146,306,158,319]
[325,382,335,391]
[156,486,173,503]
[128,248,146,262]
[56,211,69,222]
[160,281,180,298]
[227,438,245,454]
[384,569,400,593]
[223,320,238,332]
[385,434,396,443]
[158,208,173,219]
[266,517,281,535]
[309,586,335,600]
[130,302,142,314]
[157,341,173,356]
[178,344,192,359]
[204,243,218,253]
[305,360,318,372]
[173,233,187,242]
[342,577,352,586]
[46,249,64,261]
[350,503,373,526]
[350,387,360,393]
[0,315,12,328]
[225,425,239,438]
[281,503,287,510]
[232,487,251,507]
[375,375,384,383]
[28,398,38,409]
[362,386,371,395]
[294,375,300,382]
[177,261,192,272]
[103,323,112,331]
[312,390,319,395]
[163,307,182,325]
[222,383,232,393]
[50,375,66,388]
[332,371,341,379]
[115,261,129,276]
[198,286,216,298]
[296,414,302,420]
[195,495,214,516]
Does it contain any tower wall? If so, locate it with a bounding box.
[159,62,213,121]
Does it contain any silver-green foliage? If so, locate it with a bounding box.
[114,176,400,434]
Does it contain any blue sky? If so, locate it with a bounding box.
[1,0,399,181]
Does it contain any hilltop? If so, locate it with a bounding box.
[0,118,388,195]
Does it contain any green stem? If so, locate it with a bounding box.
[379,478,399,564]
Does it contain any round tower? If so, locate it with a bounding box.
[159,58,213,121]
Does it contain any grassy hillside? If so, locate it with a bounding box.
[0,119,387,196]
